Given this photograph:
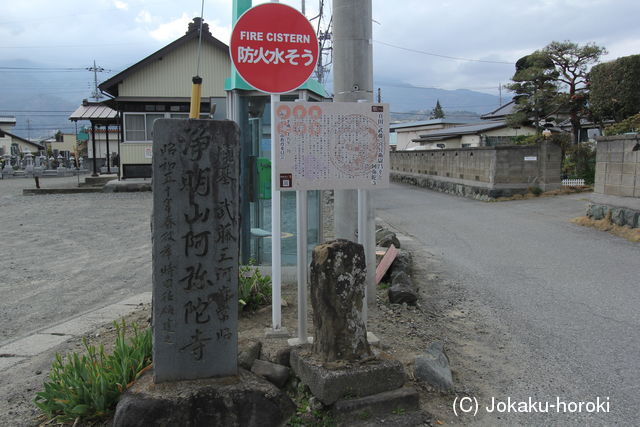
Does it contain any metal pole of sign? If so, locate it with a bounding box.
[271,92,283,332]
[292,92,309,345]
[357,188,368,324]
[269,0,284,335]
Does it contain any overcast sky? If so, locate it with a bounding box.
[2,0,639,97]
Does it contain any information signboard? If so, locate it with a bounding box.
[273,102,390,191]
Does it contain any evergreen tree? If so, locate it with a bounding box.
[543,41,607,143]
[430,100,445,119]
[505,52,559,134]
[589,54,640,122]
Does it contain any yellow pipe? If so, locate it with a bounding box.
[189,76,203,119]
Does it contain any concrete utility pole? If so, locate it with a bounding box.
[332,0,376,306]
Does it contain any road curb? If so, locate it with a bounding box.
[0,292,152,371]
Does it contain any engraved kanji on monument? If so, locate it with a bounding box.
[152,119,240,383]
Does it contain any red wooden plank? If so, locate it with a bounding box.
[375,244,398,284]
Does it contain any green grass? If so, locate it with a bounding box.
[34,320,152,423]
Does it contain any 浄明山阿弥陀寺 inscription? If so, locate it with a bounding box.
[152,119,240,383]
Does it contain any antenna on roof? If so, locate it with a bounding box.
[189,1,206,119]
[87,60,105,101]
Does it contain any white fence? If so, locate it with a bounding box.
[562,178,585,186]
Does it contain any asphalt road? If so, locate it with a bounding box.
[374,183,640,425]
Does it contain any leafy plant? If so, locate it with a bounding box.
[563,142,596,184]
[286,385,335,427]
[239,260,272,311]
[604,112,640,136]
[528,186,543,196]
[34,321,152,423]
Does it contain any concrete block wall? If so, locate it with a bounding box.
[595,135,640,198]
[390,143,561,197]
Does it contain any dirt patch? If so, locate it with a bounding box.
[492,186,592,202]
[571,216,640,242]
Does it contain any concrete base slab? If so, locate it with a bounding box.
[332,386,419,421]
[287,336,312,346]
[290,347,406,405]
[103,180,152,193]
[265,327,290,338]
[113,369,295,427]
[287,332,379,347]
[23,187,103,195]
[84,174,118,186]
[0,334,71,357]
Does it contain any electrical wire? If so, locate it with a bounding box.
[374,40,514,65]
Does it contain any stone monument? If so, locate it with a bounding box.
[24,150,34,175]
[2,154,13,176]
[310,239,372,362]
[290,239,418,419]
[151,119,240,382]
[113,119,295,426]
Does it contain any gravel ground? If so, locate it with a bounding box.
[0,176,152,345]
[0,177,502,426]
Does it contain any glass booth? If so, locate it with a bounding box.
[228,90,327,266]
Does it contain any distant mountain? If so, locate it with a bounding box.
[0,59,108,139]
[374,80,507,117]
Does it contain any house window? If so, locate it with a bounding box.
[124,112,210,142]
[125,114,145,141]
[145,114,164,140]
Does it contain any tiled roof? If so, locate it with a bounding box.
[413,121,507,142]
[69,102,118,122]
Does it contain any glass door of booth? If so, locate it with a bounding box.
[242,95,321,266]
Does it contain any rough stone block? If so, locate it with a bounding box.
[623,210,639,228]
[610,208,626,226]
[332,386,419,420]
[290,348,406,405]
[238,340,262,370]
[388,271,418,305]
[113,369,295,427]
[251,359,290,389]
[310,240,371,362]
[414,342,453,392]
[587,204,608,220]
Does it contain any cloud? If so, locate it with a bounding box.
[208,20,232,44]
[149,13,192,42]
[136,10,152,24]
[113,0,128,11]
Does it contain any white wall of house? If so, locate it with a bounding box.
[0,135,10,155]
[395,123,462,151]
[118,41,230,98]
[412,125,537,151]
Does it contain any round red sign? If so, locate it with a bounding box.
[230,3,319,94]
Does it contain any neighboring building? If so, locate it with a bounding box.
[98,18,230,178]
[558,118,611,143]
[41,133,78,154]
[411,121,536,150]
[0,116,17,133]
[480,101,516,121]
[391,118,472,151]
[69,100,120,173]
[0,116,44,155]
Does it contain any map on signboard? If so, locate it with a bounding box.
[273,102,389,191]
